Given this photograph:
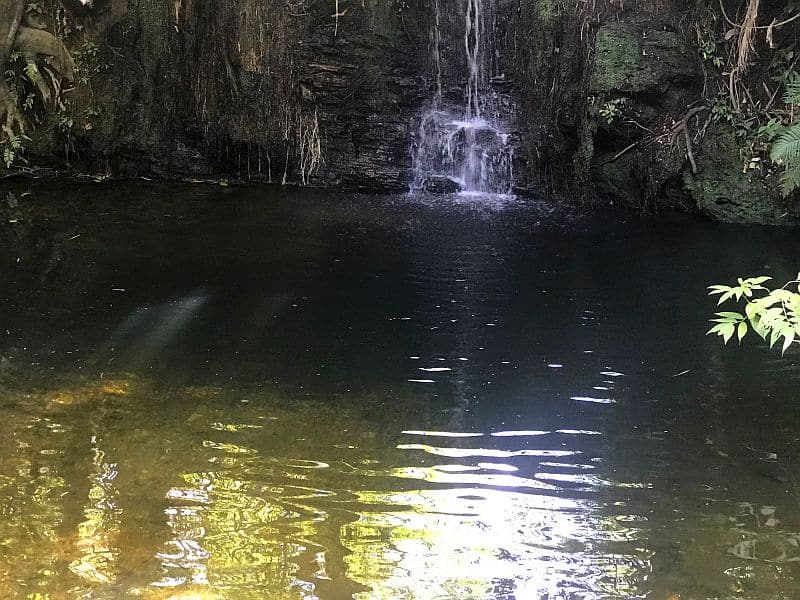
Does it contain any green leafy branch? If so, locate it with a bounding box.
[770,123,800,196]
[2,134,28,168]
[708,276,800,354]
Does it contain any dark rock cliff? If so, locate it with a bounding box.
[3,0,799,224]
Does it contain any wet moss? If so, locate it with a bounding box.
[534,0,558,21]
[591,24,695,94]
[685,126,800,225]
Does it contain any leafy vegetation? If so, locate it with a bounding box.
[599,98,626,125]
[771,123,800,195]
[1,132,27,167]
[708,276,800,354]
[72,40,107,87]
[688,1,800,198]
[698,33,724,68]
[768,78,800,195]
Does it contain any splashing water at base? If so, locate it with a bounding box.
[411,112,514,196]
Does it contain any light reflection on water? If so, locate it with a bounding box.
[1,185,800,599]
[1,371,786,600]
[0,377,655,599]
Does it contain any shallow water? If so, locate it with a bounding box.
[1,183,799,599]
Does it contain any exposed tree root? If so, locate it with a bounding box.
[1,0,25,57]
[0,0,78,151]
[597,106,712,176]
[670,106,709,174]
[0,81,24,138]
[15,26,75,81]
[735,0,760,75]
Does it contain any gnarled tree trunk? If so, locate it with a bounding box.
[1,0,82,140]
[0,0,25,137]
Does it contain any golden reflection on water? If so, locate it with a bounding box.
[69,436,122,585]
[0,375,797,599]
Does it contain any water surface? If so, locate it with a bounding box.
[1,183,799,599]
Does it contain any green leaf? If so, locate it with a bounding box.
[752,317,769,341]
[747,276,772,285]
[771,123,800,196]
[721,323,736,344]
[753,295,782,309]
[737,321,748,342]
[771,123,800,164]
[782,333,795,355]
[709,275,800,353]
[784,76,800,105]
[769,329,780,348]
[716,312,744,320]
[708,285,732,295]
[745,302,762,320]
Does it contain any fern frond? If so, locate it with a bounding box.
[784,75,800,105]
[770,123,800,165]
[779,163,800,197]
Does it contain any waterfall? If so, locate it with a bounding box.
[465,0,481,120]
[411,0,514,196]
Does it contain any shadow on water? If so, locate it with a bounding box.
[0,182,799,599]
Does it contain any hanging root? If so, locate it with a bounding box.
[735,0,760,75]
[670,106,709,174]
[297,109,322,185]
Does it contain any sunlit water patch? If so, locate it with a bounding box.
[0,378,656,599]
[0,184,800,599]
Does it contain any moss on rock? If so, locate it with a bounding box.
[685,126,800,225]
[591,24,696,94]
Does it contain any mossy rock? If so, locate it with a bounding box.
[685,127,800,225]
[591,24,697,94]
[533,0,558,21]
[594,152,644,207]
[594,141,688,210]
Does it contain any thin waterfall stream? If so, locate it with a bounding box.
[410,0,514,196]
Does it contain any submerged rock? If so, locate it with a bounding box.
[423,176,461,194]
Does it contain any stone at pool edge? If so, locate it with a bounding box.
[423,177,462,195]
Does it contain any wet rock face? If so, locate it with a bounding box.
[66,0,429,191]
[685,128,800,226]
[588,22,703,210]
[13,0,690,204]
[297,18,426,192]
[591,24,698,98]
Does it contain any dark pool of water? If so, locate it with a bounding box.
[0,182,799,599]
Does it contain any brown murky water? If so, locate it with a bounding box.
[0,183,799,599]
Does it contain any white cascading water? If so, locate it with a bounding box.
[411,0,513,195]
